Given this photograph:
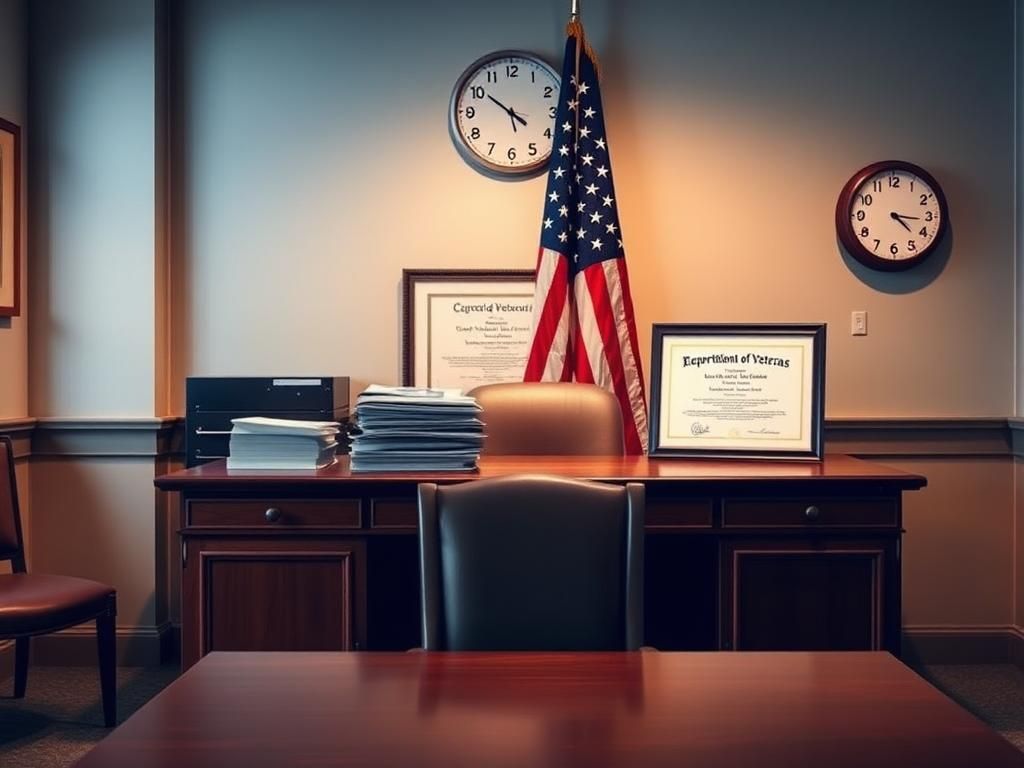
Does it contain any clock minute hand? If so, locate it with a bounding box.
[890,211,913,232]
[509,108,528,127]
[487,94,512,113]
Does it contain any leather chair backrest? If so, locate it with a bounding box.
[468,382,624,456]
[0,437,25,567]
[418,475,644,651]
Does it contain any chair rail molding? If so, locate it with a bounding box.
[29,417,184,458]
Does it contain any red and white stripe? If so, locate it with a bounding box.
[525,247,648,454]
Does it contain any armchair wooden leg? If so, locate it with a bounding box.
[13,636,29,698]
[96,612,117,727]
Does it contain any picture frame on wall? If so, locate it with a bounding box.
[0,117,20,317]
[401,269,536,391]
[648,323,826,460]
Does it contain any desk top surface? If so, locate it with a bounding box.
[155,453,926,490]
[76,651,1019,768]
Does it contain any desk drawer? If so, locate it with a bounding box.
[187,499,362,529]
[722,498,896,528]
[646,499,713,528]
[370,500,418,530]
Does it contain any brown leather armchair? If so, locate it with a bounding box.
[468,381,625,455]
[418,474,644,650]
[0,436,117,727]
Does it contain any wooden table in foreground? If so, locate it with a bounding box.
[156,455,926,667]
[75,651,1023,768]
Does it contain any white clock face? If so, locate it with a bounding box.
[450,52,560,177]
[849,169,943,262]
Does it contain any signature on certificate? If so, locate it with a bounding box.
[749,427,780,435]
[690,422,710,436]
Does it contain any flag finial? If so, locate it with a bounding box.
[570,0,580,21]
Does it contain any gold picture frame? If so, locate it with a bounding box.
[0,117,21,317]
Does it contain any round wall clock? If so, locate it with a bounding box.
[448,50,561,180]
[835,160,949,271]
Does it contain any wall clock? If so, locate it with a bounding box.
[448,50,561,180]
[835,160,949,271]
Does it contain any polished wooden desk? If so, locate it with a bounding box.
[75,651,1022,768]
[155,455,926,669]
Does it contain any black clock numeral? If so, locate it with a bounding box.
[506,64,519,78]
[889,176,900,188]
[858,193,873,206]
[470,127,480,140]
[531,70,536,83]
[528,142,538,156]
[919,193,929,205]
[873,239,881,251]
[925,211,934,221]
[919,227,928,237]
[471,86,485,99]
[890,242,899,255]
[487,142,495,156]
[465,106,475,119]
[507,147,517,161]
[486,71,497,83]
[860,226,869,237]
[855,210,865,221]
[549,106,557,118]
[908,240,916,251]
[872,179,882,192]
[909,179,915,191]
[544,128,552,138]
[544,86,554,98]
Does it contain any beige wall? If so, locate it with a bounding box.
[0,0,27,419]
[28,0,157,418]
[1017,458,1024,629]
[180,0,1014,418]
[899,457,1014,628]
[13,0,1024,655]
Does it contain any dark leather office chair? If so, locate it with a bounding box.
[468,382,625,455]
[0,436,117,727]
[418,475,644,650]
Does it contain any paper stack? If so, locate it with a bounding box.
[350,385,484,472]
[227,416,341,470]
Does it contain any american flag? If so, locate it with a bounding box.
[524,22,648,454]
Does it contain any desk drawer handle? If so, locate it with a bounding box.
[804,505,820,521]
[265,507,282,523]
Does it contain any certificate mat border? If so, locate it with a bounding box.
[401,269,535,387]
[648,323,826,461]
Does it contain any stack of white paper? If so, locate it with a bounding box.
[349,385,483,472]
[227,416,341,470]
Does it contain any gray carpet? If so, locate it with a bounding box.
[0,663,1022,767]
[0,665,178,768]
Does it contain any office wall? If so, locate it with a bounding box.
[25,0,167,659]
[175,0,1017,637]
[180,0,1014,418]
[28,0,157,418]
[0,0,27,419]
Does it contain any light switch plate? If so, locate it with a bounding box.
[851,311,868,336]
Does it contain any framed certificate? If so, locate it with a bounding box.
[649,323,826,460]
[402,269,536,390]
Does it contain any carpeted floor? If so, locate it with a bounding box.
[0,663,1022,767]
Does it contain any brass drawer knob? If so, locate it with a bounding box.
[265,507,282,523]
[804,505,821,520]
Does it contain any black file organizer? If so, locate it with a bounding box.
[185,376,351,468]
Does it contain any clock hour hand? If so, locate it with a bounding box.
[890,211,913,232]
[509,108,528,127]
